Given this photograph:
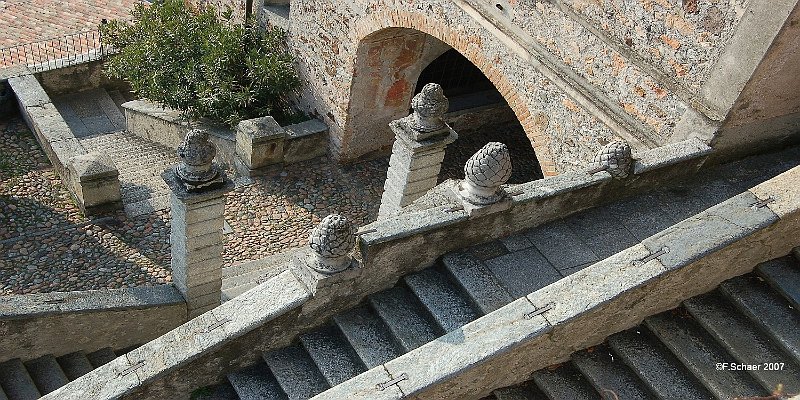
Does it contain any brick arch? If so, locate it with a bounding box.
[341,8,557,176]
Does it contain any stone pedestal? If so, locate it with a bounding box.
[163,168,234,318]
[68,151,122,214]
[378,120,457,218]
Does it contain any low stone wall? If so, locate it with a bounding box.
[318,164,800,400]
[42,137,719,399]
[7,74,122,214]
[35,58,130,97]
[0,285,187,363]
[122,100,329,173]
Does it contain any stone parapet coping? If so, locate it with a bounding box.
[0,285,187,363]
[312,164,800,399]
[7,73,122,214]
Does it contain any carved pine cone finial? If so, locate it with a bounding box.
[307,214,355,273]
[176,129,219,184]
[409,83,449,133]
[592,140,632,179]
[460,142,512,205]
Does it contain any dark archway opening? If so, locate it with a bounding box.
[415,49,544,184]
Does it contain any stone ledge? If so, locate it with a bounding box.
[633,138,713,175]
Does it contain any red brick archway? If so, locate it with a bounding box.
[339,9,557,176]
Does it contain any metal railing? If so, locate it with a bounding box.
[0,29,107,72]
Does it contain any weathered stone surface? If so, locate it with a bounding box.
[333,304,403,369]
[531,365,597,400]
[368,287,441,352]
[263,344,329,399]
[226,362,284,400]
[309,365,403,400]
[300,324,366,386]
[7,75,50,107]
[236,116,286,170]
[571,344,654,399]
[0,358,42,400]
[404,268,481,333]
[283,119,329,164]
[750,165,800,219]
[25,355,70,395]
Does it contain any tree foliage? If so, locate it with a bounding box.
[100,0,301,127]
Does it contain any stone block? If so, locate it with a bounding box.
[749,165,800,219]
[284,119,329,164]
[7,75,51,107]
[236,116,286,169]
[68,152,122,209]
[633,138,712,175]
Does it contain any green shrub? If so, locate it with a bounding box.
[100,0,301,127]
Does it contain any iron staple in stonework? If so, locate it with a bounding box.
[524,303,554,320]
[633,246,670,267]
[205,318,232,333]
[750,196,775,209]
[118,360,145,376]
[376,372,409,391]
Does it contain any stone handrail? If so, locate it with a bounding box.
[314,164,800,399]
[44,136,715,399]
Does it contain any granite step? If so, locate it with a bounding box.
[756,257,800,310]
[0,385,7,400]
[719,275,800,364]
[683,291,800,394]
[492,381,548,400]
[531,364,601,400]
[299,325,366,387]
[608,328,714,400]
[56,352,94,381]
[263,344,329,400]
[23,355,68,396]
[192,381,240,400]
[441,252,514,314]
[227,362,286,400]
[571,344,656,400]
[404,266,482,333]
[368,285,442,352]
[333,304,404,369]
[644,310,767,399]
[0,359,41,400]
[86,348,117,368]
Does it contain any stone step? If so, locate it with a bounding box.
[299,325,366,387]
[531,363,600,400]
[571,344,656,400]
[683,291,800,394]
[0,385,7,400]
[608,328,714,400]
[492,381,548,400]
[106,90,129,113]
[192,381,240,400]
[756,257,800,310]
[368,286,442,352]
[719,275,800,364]
[262,344,329,400]
[404,267,481,333]
[227,362,286,400]
[55,352,94,381]
[86,347,117,368]
[644,310,767,399]
[23,355,69,396]
[333,304,404,369]
[0,359,41,400]
[441,252,514,314]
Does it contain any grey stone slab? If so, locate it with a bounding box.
[531,364,600,400]
[484,247,562,298]
[526,221,598,271]
[756,257,800,310]
[719,275,800,364]
[227,362,287,400]
[263,344,329,400]
[499,234,534,252]
[404,268,481,332]
[572,344,656,400]
[300,325,366,387]
[581,226,640,259]
[368,286,442,352]
[442,252,514,314]
[492,381,547,400]
[334,304,404,369]
[608,193,678,241]
[608,329,714,400]
[24,355,69,395]
[642,192,778,270]
[468,241,509,261]
[684,291,800,393]
[566,206,623,238]
[8,75,51,107]
[644,311,767,399]
[0,359,41,400]
[307,365,403,400]
[0,385,7,400]
[85,348,116,368]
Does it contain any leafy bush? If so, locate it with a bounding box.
[100,0,301,127]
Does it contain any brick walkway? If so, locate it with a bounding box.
[0,0,141,49]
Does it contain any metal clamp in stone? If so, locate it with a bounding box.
[456,142,513,207]
[376,372,409,391]
[118,360,145,377]
[204,318,231,333]
[524,303,554,320]
[633,246,670,267]
[749,196,776,209]
[305,214,356,274]
[590,140,633,179]
[175,128,224,191]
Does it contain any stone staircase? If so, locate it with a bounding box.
[199,251,800,400]
[53,87,178,217]
[0,346,139,400]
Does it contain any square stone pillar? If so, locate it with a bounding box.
[378,119,457,218]
[163,168,234,318]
